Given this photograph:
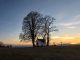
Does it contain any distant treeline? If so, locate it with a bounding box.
[0,41,12,48]
[0,44,12,48]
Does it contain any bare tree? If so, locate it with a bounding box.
[41,16,56,46]
[19,11,57,47]
[19,11,43,47]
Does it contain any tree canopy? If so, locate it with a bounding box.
[20,11,56,47]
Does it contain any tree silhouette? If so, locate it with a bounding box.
[40,16,56,46]
[20,11,57,47]
[19,11,43,47]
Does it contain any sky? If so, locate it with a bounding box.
[0,0,80,45]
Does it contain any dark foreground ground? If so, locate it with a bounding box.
[0,45,80,60]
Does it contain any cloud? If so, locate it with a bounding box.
[51,36,74,40]
[74,15,80,20]
[57,22,77,29]
[66,26,76,29]
[50,33,80,45]
[56,14,80,29]
[59,21,80,26]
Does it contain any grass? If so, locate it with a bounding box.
[0,45,80,60]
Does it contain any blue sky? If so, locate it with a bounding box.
[0,0,80,44]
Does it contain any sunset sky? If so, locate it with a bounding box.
[0,0,80,45]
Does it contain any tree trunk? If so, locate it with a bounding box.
[47,35,49,46]
[32,39,35,47]
[31,17,35,47]
[31,31,35,47]
[47,28,49,46]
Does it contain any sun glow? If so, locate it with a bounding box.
[1,33,80,46]
[50,34,80,45]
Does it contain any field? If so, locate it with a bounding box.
[0,45,80,60]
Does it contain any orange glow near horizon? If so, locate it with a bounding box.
[50,35,80,45]
[1,34,80,46]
